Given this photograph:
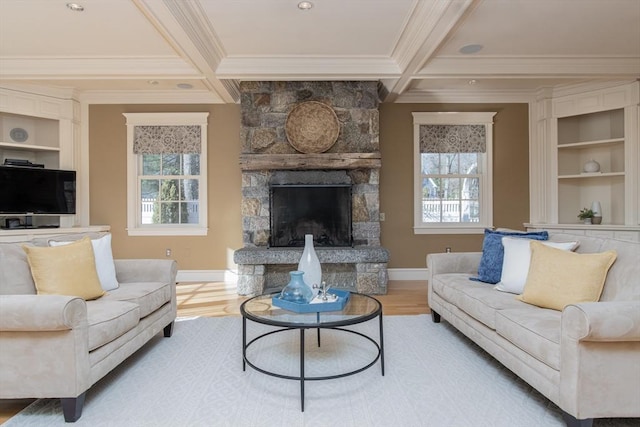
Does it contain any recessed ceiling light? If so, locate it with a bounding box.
[298,1,313,10]
[177,83,193,90]
[66,3,84,12]
[459,44,483,54]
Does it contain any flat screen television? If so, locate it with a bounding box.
[0,166,76,215]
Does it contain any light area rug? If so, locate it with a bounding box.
[5,315,638,427]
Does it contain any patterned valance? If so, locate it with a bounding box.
[133,125,201,154]
[419,124,486,153]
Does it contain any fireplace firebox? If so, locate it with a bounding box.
[270,184,352,247]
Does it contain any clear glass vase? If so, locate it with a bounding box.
[298,234,321,296]
[280,270,313,304]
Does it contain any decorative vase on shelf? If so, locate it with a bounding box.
[298,234,321,296]
[280,271,313,304]
[591,201,603,224]
[583,159,600,173]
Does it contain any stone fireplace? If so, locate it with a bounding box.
[233,81,389,296]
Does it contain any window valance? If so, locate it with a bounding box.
[419,124,486,153]
[133,125,201,154]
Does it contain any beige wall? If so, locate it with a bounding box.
[88,102,529,271]
[89,104,242,270]
[379,103,530,268]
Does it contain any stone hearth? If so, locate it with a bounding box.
[233,81,388,296]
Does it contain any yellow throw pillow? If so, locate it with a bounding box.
[23,236,105,300]
[517,240,617,311]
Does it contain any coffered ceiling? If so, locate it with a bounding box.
[1,0,638,103]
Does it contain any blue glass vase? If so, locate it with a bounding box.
[280,270,313,304]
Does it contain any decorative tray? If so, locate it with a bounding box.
[272,289,350,313]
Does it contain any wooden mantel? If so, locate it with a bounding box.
[239,152,381,171]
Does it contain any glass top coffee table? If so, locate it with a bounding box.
[240,292,384,411]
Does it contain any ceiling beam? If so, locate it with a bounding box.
[134,0,240,103]
[383,0,477,102]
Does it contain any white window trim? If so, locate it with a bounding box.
[123,112,209,236]
[412,112,496,235]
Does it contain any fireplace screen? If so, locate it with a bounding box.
[270,184,352,247]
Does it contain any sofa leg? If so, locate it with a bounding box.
[431,310,441,323]
[163,321,174,337]
[561,411,593,427]
[61,392,86,422]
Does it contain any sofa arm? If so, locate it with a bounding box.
[562,301,640,342]
[426,252,482,276]
[0,295,86,331]
[114,259,178,284]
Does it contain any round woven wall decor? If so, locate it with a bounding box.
[285,101,340,154]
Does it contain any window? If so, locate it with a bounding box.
[413,112,496,234]
[124,113,209,236]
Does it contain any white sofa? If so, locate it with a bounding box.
[0,233,177,422]
[427,231,640,427]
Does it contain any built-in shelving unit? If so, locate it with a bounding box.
[556,108,627,225]
[0,112,61,169]
[0,87,81,230]
[529,81,639,241]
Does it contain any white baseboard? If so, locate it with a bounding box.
[176,270,237,283]
[176,268,427,283]
[387,268,428,281]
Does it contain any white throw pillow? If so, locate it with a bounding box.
[50,234,119,291]
[495,237,578,294]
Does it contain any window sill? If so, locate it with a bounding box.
[127,227,208,237]
[414,225,488,235]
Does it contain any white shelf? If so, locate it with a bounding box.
[0,141,60,152]
[557,138,624,149]
[558,172,625,179]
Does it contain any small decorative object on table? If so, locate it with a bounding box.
[273,280,350,313]
[578,207,594,224]
[298,234,321,296]
[280,271,313,304]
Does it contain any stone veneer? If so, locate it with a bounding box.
[234,81,388,296]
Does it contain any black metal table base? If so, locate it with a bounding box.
[242,314,384,411]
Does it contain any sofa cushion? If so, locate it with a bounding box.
[50,234,119,291]
[0,243,36,295]
[471,229,548,284]
[431,274,524,329]
[86,300,140,351]
[598,238,640,302]
[518,241,617,311]
[495,237,579,295]
[496,307,561,370]
[101,281,171,318]
[22,237,105,301]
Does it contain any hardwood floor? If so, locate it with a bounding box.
[0,280,429,424]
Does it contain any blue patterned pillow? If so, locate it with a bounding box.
[471,229,548,284]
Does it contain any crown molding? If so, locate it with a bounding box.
[395,89,536,104]
[0,83,79,101]
[78,89,224,104]
[215,56,400,80]
[0,57,200,78]
[547,79,638,98]
[419,56,640,77]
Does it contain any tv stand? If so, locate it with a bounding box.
[0,225,110,243]
[0,225,59,230]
